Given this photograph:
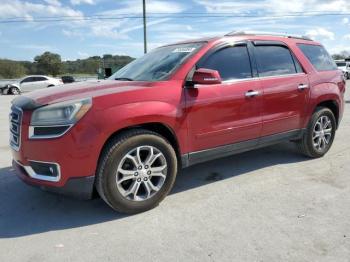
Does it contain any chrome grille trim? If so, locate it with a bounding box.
[9,106,23,151]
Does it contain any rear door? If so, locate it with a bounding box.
[252,41,310,136]
[185,43,263,152]
[35,76,49,89]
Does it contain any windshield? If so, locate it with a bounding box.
[336,62,346,67]
[109,43,204,81]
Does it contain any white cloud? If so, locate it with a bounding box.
[44,0,61,7]
[328,44,350,54]
[195,0,350,15]
[77,51,89,58]
[70,0,95,5]
[343,17,349,24]
[305,28,335,40]
[62,29,84,37]
[344,34,350,40]
[99,0,185,16]
[0,0,83,20]
[120,18,171,34]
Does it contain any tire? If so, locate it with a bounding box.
[47,85,54,88]
[297,107,336,158]
[346,72,350,80]
[10,87,21,95]
[96,129,178,214]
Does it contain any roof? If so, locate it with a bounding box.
[166,31,318,47]
[224,31,313,41]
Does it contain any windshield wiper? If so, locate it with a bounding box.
[114,77,134,81]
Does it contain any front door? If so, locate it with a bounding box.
[185,44,263,153]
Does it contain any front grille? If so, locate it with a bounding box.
[9,107,23,151]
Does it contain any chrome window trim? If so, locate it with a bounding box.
[14,159,61,182]
[193,72,307,88]
[28,124,73,139]
[221,72,307,85]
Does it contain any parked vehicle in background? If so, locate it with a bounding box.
[61,75,75,84]
[335,60,350,79]
[6,75,63,95]
[10,31,345,214]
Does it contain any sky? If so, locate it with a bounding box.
[0,0,350,61]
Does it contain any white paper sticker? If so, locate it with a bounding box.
[172,47,196,53]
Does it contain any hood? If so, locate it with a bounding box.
[16,80,154,108]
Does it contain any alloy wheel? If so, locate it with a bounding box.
[312,115,333,151]
[116,145,167,201]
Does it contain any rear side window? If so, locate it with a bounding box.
[255,45,297,77]
[298,44,337,71]
[199,46,252,81]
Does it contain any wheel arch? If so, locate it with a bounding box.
[314,99,339,128]
[9,84,21,94]
[97,122,182,169]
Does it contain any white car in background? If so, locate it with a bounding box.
[6,75,63,95]
[335,61,350,79]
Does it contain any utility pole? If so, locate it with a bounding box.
[143,0,147,54]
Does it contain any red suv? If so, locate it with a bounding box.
[10,32,345,213]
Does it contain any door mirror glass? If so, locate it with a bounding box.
[192,68,222,85]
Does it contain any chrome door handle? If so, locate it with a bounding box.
[245,90,259,97]
[298,84,309,90]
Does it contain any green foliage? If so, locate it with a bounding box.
[332,51,350,60]
[64,54,134,75]
[0,52,134,79]
[0,59,27,78]
[34,52,63,76]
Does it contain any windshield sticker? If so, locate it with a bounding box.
[172,47,196,53]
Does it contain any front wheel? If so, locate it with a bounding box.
[10,86,21,95]
[297,107,336,158]
[96,129,178,214]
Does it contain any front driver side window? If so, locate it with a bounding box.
[20,77,33,84]
[198,45,253,81]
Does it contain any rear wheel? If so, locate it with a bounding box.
[346,72,349,80]
[297,107,336,158]
[96,129,178,214]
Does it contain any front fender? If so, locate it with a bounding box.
[9,84,21,91]
[94,101,187,154]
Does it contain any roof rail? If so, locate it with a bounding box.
[225,31,313,41]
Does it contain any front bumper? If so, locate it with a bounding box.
[13,160,95,199]
[10,97,103,199]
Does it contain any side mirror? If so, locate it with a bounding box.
[192,68,222,85]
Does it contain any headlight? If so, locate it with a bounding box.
[31,98,92,126]
[29,98,92,139]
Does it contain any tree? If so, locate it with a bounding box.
[0,60,27,78]
[332,50,350,60]
[34,52,63,76]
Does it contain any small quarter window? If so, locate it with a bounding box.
[298,44,337,71]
